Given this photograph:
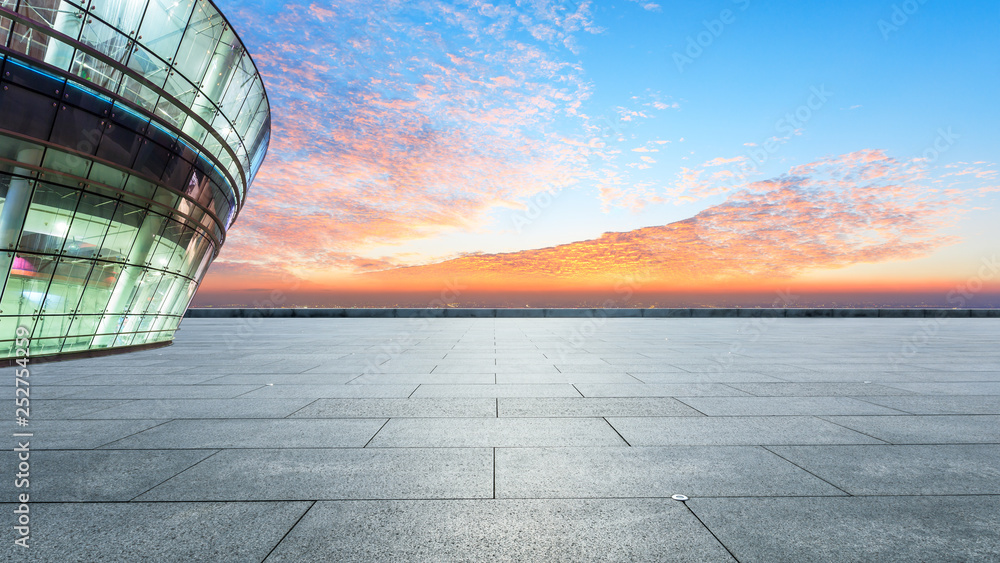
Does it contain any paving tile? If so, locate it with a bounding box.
[0,502,310,562]
[631,372,788,384]
[137,448,492,501]
[5,419,165,449]
[670,363,811,375]
[820,415,1000,444]
[238,384,417,399]
[495,372,642,384]
[0,449,214,501]
[858,395,1000,414]
[411,384,581,398]
[496,446,843,498]
[499,397,704,417]
[575,384,751,397]
[768,444,1000,495]
[349,373,495,385]
[728,382,918,396]
[75,398,316,419]
[368,418,626,447]
[881,382,1000,395]
[689,496,1000,563]
[55,385,263,400]
[266,499,735,562]
[100,418,387,449]
[676,396,905,416]
[289,398,496,418]
[200,373,360,385]
[607,416,883,446]
[52,372,235,386]
[29,399,135,419]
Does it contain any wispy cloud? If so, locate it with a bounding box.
[217,0,614,278]
[361,150,967,288]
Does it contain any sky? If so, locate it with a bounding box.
[194,0,1000,308]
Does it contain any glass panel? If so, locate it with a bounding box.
[136,0,195,61]
[163,277,196,316]
[0,253,56,316]
[11,0,58,60]
[162,65,199,105]
[173,0,225,87]
[153,96,183,129]
[63,192,115,258]
[222,54,255,120]
[160,154,192,191]
[48,105,104,160]
[0,83,58,139]
[202,27,239,103]
[70,50,124,92]
[234,83,263,137]
[41,147,91,177]
[78,15,132,61]
[122,44,169,105]
[192,239,213,279]
[0,315,36,343]
[96,119,142,166]
[18,183,81,254]
[76,261,119,314]
[88,0,145,34]
[123,268,160,313]
[88,162,127,189]
[152,185,179,209]
[34,314,74,338]
[15,0,85,70]
[66,313,100,336]
[0,250,11,294]
[144,273,178,313]
[1,10,12,46]
[136,313,155,333]
[39,257,90,313]
[98,200,143,261]
[132,139,170,180]
[123,175,156,200]
[126,209,165,265]
[0,137,44,162]
[177,230,208,278]
[28,336,63,355]
[113,326,136,346]
[61,333,94,352]
[180,113,209,145]
[73,16,131,90]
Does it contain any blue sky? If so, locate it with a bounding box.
[200,0,1000,302]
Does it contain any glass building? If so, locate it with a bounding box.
[0,0,269,360]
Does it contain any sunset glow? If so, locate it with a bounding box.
[195,0,1000,308]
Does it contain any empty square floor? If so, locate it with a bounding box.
[7,317,1000,562]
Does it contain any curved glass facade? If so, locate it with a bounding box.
[0,0,269,359]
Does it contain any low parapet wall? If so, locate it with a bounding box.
[185,308,1000,318]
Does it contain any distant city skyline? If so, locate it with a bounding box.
[195,0,1000,308]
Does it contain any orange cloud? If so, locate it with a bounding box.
[358,150,964,291]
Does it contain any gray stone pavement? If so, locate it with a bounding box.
[4,317,1000,562]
